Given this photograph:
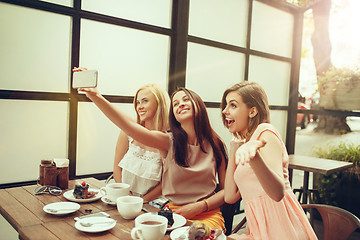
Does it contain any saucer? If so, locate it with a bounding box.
[75,216,116,233]
[167,213,187,231]
[43,202,80,215]
[101,196,116,206]
[63,188,101,203]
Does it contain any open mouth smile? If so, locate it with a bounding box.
[178,109,189,114]
[226,118,235,127]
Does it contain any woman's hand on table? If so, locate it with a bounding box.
[173,201,206,219]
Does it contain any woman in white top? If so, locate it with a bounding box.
[113,84,170,203]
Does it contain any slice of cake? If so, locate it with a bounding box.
[73,181,96,199]
[157,204,174,227]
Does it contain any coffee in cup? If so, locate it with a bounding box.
[100,183,130,202]
[117,196,143,219]
[131,213,167,240]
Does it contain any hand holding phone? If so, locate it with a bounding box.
[72,69,98,89]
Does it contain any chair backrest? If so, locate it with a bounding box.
[302,204,360,240]
[221,202,237,235]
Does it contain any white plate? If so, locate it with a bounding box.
[170,226,226,240]
[75,216,116,233]
[43,202,80,215]
[63,188,102,203]
[167,213,187,231]
[101,196,116,206]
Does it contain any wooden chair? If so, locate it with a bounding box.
[221,199,244,235]
[221,202,237,235]
[293,187,320,204]
[224,199,246,235]
[231,215,247,234]
[302,204,360,240]
[105,174,113,184]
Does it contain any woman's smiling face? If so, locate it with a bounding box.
[172,90,194,123]
[135,89,157,122]
[222,91,252,134]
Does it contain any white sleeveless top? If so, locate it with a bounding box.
[118,137,163,196]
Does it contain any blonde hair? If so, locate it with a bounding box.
[134,84,170,131]
[221,81,270,141]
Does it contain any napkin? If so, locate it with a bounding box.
[54,158,69,168]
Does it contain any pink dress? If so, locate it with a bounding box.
[230,123,317,240]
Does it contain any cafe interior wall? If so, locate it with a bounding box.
[0,0,300,191]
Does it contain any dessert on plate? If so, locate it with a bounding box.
[73,181,97,199]
[157,204,174,227]
[187,221,222,240]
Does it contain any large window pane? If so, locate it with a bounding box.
[0,3,71,92]
[270,110,288,142]
[186,43,245,102]
[207,107,232,150]
[248,56,290,106]
[82,0,172,28]
[79,19,170,96]
[76,102,135,175]
[189,0,248,47]
[0,100,68,184]
[251,1,294,58]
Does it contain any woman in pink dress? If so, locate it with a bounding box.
[221,82,317,240]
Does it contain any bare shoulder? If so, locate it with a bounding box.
[119,130,129,140]
[117,131,129,146]
[259,130,282,144]
[258,130,283,159]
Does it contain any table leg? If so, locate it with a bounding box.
[302,171,309,204]
[288,168,293,186]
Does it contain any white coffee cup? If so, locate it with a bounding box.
[117,196,143,219]
[131,213,168,240]
[100,183,130,202]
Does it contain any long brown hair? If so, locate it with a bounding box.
[169,88,227,168]
[221,82,270,141]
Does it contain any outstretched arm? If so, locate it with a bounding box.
[78,86,169,153]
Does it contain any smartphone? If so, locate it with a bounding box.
[72,70,98,89]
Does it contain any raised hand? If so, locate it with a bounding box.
[72,67,87,72]
[230,136,245,154]
[72,67,99,98]
[235,139,267,166]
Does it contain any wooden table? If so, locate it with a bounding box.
[0,177,234,240]
[288,154,353,204]
[0,178,172,240]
